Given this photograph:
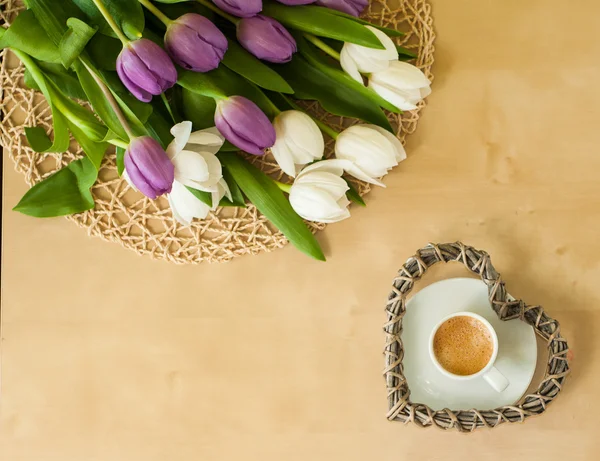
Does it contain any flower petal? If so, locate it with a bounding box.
[187,127,225,156]
[371,60,431,90]
[364,124,407,162]
[296,159,351,179]
[173,149,211,184]
[271,139,298,177]
[168,180,211,226]
[342,163,386,187]
[218,178,233,203]
[294,171,349,199]
[340,46,365,84]
[167,121,192,159]
[369,80,418,110]
[343,26,398,74]
[290,184,349,222]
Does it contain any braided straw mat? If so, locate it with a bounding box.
[0,0,435,264]
[385,243,570,431]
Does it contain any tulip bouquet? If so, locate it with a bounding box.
[1,0,431,261]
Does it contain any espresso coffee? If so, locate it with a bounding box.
[433,316,493,376]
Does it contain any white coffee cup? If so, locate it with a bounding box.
[428,311,509,392]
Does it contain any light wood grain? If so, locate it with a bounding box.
[1,0,598,459]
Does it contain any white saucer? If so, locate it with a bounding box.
[402,277,537,410]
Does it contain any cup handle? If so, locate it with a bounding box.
[483,366,509,392]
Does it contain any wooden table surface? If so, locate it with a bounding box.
[2,0,599,459]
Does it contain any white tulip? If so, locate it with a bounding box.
[289,160,351,224]
[340,26,398,84]
[166,121,231,226]
[335,124,406,187]
[271,110,325,177]
[368,60,432,111]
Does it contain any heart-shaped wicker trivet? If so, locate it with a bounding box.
[384,242,570,431]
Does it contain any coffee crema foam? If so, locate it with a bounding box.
[433,316,493,376]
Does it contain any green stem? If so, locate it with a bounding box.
[304,34,341,61]
[81,60,136,140]
[138,0,173,26]
[196,0,240,24]
[274,180,292,193]
[90,0,130,45]
[161,93,177,124]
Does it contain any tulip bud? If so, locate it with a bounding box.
[315,0,368,17]
[237,15,297,63]
[214,96,276,155]
[368,61,432,110]
[124,136,175,199]
[213,0,262,18]
[116,39,177,102]
[335,124,406,186]
[272,111,325,177]
[165,14,228,72]
[289,160,351,223]
[340,26,398,83]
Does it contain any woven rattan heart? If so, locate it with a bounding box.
[384,242,570,431]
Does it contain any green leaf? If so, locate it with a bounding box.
[0,9,60,63]
[49,80,108,142]
[85,34,121,71]
[72,0,145,40]
[146,108,174,148]
[13,157,98,217]
[23,54,107,146]
[262,3,384,49]
[181,88,217,130]
[15,49,71,153]
[315,6,405,37]
[220,153,325,261]
[24,0,83,45]
[222,39,294,94]
[59,17,97,68]
[277,55,393,132]
[177,68,229,100]
[345,180,366,207]
[222,167,246,207]
[24,126,55,152]
[73,60,127,140]
[35,62,88,100]
[297,34,401,115]
[23,69,40,91]
[67,119,108,170]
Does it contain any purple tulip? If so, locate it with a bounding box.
[315,0,368,16]
[212,0,262,18]
[116,39,177,102]
[124,136,175,199]
[215,96,276,155]
[237,15,297,64]
[276,0,316,4]
[165,14,228,72]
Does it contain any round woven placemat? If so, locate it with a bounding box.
[384,242,571,431]
[0,0,435,263]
